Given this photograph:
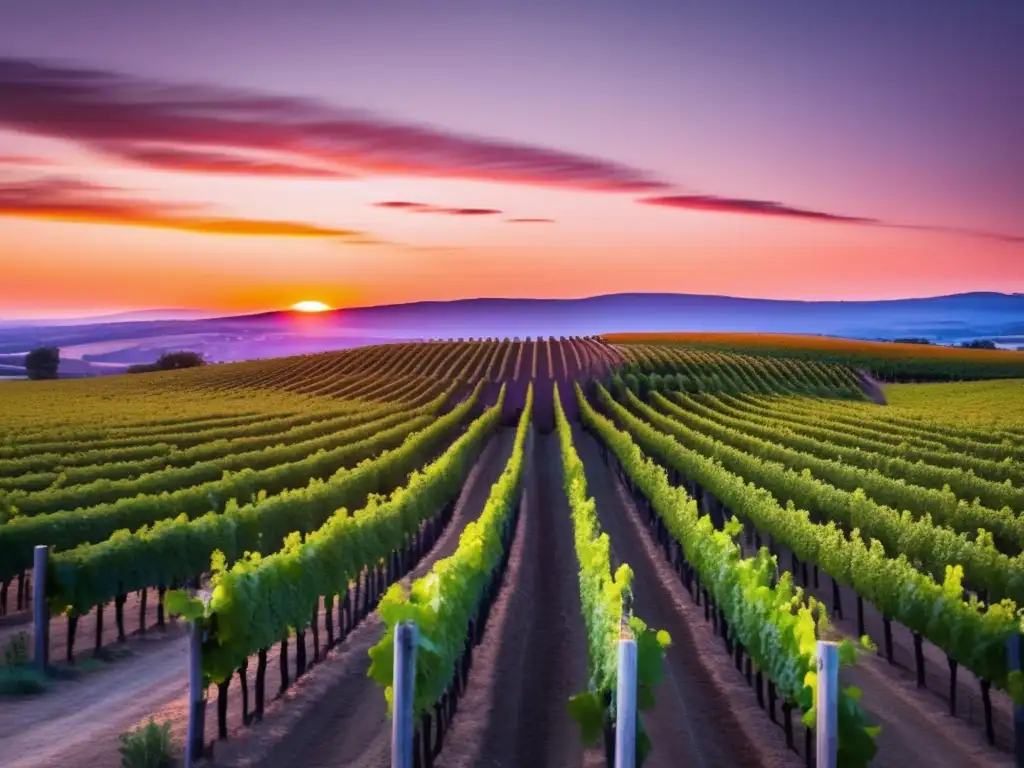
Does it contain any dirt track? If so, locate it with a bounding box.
[436,432,590,768]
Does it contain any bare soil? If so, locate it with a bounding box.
[437,432,590,768]
[0,632,190,768]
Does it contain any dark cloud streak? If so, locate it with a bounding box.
[373,201,502,216]
[639,194,1024,244]
[640,194,876,223]
[0,57,668,192]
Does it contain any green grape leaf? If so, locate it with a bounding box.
[1008,670,1024,705]
[636,723,653,766]
[567,691,605,745]
[165,590,204,621]
[838,639,858,666]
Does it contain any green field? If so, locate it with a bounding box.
[883,379,1024,429]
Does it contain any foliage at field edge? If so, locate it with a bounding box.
[604,332,1024,382]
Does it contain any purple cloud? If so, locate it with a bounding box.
[0,57,669,192]
[639,194,876,223]
[374,201,502,216]
[640,194,1023,243]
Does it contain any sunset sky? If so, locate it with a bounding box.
[1,0,1022,318]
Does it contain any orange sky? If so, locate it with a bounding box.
[4,199,1019,319]
[1,2,1022,318]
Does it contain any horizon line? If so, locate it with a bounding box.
[1,289,1021,324]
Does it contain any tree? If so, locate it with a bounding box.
[154,351,206,370]
[959,339,998,350]
[127,351,206,374]
[25,347,59,380]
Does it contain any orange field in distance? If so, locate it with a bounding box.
[601,332,1023,362]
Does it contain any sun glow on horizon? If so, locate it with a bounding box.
[291,300,331,313]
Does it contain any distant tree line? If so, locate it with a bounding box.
[888,338,1006,350]
[127,351,207,374]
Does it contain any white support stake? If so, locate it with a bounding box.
[32,545,48,671]
[184,621,206,768]
[816,640,840,768]
[392,621,418,768]
[615,638,638,768]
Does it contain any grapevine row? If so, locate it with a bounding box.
[579,384,879,766]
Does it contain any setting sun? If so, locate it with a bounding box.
[291,300,331,313]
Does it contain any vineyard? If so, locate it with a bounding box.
[1,335,1021,768]
[603,332,1024,382]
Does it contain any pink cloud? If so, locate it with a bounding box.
[108,144,354,178]
[0,173,369,238]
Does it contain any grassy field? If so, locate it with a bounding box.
[883,378,1024,429]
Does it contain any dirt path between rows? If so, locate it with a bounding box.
[437,432,591,768]
[208,427,517,768]
[573,425,800,768]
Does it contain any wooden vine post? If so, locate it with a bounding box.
[392,621,418,768]
[816,641,839,768]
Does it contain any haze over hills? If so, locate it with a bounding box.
[1,292,1022,375]
[0,309,224,327]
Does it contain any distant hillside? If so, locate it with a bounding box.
[0,292,1021,369]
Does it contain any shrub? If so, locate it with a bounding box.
[0,631,46,696]
[128,351,206,374]
[3,630,29,666]
[118,719,179,768]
